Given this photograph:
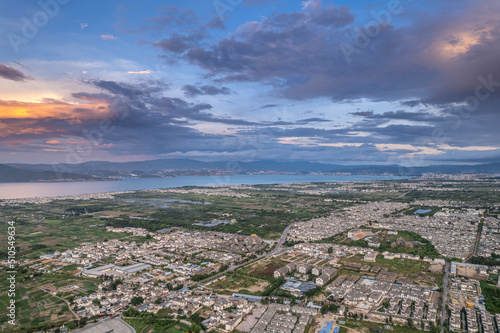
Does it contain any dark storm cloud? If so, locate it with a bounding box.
[182,84,232,97]
[0,63,33,82]
[152,0,500,106]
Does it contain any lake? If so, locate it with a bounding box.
[0,174,407,200]
[414,209,432,214]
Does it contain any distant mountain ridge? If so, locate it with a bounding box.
[0,164,101,183]
[3,159,500,182]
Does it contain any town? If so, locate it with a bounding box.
[1,179,500,333]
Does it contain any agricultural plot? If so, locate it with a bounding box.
[0,270,98,331]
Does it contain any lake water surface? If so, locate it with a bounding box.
[0,174,407,200]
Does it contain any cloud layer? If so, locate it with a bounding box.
[1,0,499,165]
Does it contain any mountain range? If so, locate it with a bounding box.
[1,159,499,182]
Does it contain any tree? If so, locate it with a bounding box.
[78,317,87,328]
[328,247,333,254]
[190,323,202,333]
[131,296,144,305]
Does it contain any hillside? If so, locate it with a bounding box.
[0,164,101,183]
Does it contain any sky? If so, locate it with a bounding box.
[0,0,499,167]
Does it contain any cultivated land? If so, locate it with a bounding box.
[1,178,500,332]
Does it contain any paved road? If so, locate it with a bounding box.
[440,261,450,333]
[397,187,416,199]
[270,224,292,256]
[76,317,135,333]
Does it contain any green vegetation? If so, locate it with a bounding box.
[321,229,440,258]
[123,308,182,332]
[1,179,498,331]
[210,273,269,295]
[110,191,334,238]
[469,256,500,266]
[0,268,99,332]
[399,181,500,203]
[480,280,500,313]
[261,277,285,296]
[340,254,443,287]
[0,201,149,260]
[130,296,144,305]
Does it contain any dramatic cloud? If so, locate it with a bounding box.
[0,64,33,82]
[153,0,500,106]
[1,0,499,165]
[0,79,335,160]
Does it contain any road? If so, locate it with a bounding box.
[440,261,450,333]
[196,223,293,286]
[87,223,295,328]
[397,187,416,199]
[465,215,484,262]
[269,224,292,256]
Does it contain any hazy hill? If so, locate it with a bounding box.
[5,159,500,179]
[0,164,100,183]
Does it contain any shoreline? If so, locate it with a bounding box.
[0,174,408,202]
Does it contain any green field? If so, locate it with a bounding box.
[0,269,99,332]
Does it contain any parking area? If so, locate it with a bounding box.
[76,318,135,333]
